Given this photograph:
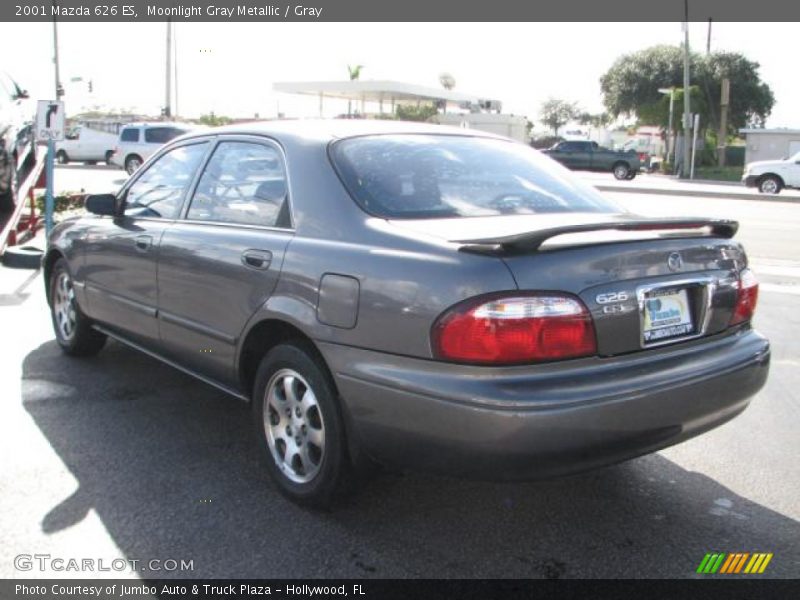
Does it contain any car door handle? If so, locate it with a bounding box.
[135,235,153,252]
[241,249,272,270]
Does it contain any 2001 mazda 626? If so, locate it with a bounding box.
[44,120,770,506]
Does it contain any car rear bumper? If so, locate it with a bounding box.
[320,328,770,479]
[743,175,758,187]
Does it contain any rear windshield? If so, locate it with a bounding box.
[330,135,620,219]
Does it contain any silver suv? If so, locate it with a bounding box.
[109,122,192,175]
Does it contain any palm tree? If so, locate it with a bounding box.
[347,65,363,81]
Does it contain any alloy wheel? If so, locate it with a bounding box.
[263,368,326,484]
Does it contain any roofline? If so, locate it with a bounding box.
[739,128,800,135]
[273,80,499,105]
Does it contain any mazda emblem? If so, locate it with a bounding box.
[667,252,684,271]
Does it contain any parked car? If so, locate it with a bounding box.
[109,122,193,175]
[44,120,770,506]
[56,125,118,165]
[0,70,35,211]
[742,151,800,194]
[543,140,642,180]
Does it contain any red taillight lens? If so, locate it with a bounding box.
[730,269,759,326]
[432,294,597,365]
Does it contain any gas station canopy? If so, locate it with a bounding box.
[273,80,502,114]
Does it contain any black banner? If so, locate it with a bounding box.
[3,0,800,22]
[3,579,799,600]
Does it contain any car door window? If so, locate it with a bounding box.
[124,142,208,219]
[186,141,290,228]
[120,128,139,142]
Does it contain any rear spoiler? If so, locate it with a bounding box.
[454,218,739,253]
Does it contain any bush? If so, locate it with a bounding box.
[35,192,86,214]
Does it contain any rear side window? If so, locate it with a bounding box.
[331,135,620,219]
[125,142,208,219]
[120,128,139,142]
[186,141,290,228]
[144,127,186,144]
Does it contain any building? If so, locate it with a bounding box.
[739,128,800,163]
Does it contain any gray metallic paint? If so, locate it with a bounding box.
[45,120,771,479]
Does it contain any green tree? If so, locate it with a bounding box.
[540,98,579,136]
[600,45,774,133]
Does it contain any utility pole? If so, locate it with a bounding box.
[164,20,172,118]
[718,78,730,167]
[681,3,692,179]
[52,4,63,98]
[706,18,712,54]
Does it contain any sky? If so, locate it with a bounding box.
[1,21,797,128]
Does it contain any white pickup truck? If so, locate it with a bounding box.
[742,151,800,194]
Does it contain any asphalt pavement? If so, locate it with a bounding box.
[0,166,797,579]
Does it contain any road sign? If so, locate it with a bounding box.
[36,100,65,141]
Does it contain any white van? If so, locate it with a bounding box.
[56,125,118,165]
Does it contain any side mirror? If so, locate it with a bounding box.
[85,193,119,216]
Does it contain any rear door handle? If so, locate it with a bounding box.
[241,249,272,270]
[135,235,153,252]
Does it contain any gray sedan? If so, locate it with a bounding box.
[44,120,770,507]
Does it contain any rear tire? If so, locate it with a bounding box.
[49,259,107,356]
[758,175,782,195]
[125,154,142,175]
[252,342,350,508]
[613,162,631,180]
[56,150,69,165]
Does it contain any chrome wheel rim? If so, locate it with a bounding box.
[263,369,325,484]
[127,159,141,174]
[53,271,77,342]
[761,179,778,194]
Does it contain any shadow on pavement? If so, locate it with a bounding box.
[21,339,800,578]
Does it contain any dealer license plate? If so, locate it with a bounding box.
[642,288,694,344]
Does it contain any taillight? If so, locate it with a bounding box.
[431,294,596,365]
[730,269,759,326]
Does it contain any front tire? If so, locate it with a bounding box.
[252,342,350,508]
[56,150,69,164]
[49,259,107,356]
[105,150,114,165]
[758,175,782,195]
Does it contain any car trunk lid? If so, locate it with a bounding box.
[389,213,746,357]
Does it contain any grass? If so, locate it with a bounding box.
[692,166,744,182]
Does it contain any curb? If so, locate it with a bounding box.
[595,184,800,204]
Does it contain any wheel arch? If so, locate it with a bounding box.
[238,318,328,400]
[42,248,65,304]
[757,172,784,186]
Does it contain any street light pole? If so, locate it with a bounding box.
[52,4,63,99]
[659,87,675,167]
[681,5,692,178]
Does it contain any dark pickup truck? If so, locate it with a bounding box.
[543,141,641,180]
